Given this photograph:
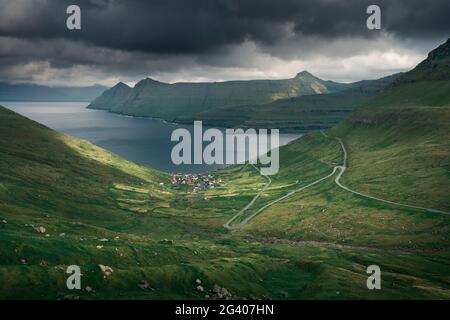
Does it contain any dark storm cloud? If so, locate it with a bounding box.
[1,0,449,55]
[0,0,449,85]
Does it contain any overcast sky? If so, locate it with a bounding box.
[0,0,449,86]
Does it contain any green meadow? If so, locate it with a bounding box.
[0,102,449,299]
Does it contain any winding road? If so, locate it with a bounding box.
[333,137,450,215]
[224,131,450,230]
[223,165,272,229]
[224,166,339,230]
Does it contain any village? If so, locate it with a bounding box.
[170,173,222,191]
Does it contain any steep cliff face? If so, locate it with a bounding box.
[392,38,450,84]
[88,82,133,110]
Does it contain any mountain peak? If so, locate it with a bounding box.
[104,82,131,96]
[115,81,130,88]
[295,70,315,78]
[110,82,131,92]
[135,77,165,88]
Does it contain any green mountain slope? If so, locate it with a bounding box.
[221,40,450,297]
[88,71,353,120]
[237,39,450,235]
[230,106,450,298]
[368,38,450,107]
[184,73,400,131]
[0,106,297,299]
[2,104,449,299]
[227,106,450,234]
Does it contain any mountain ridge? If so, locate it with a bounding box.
[367,39,450,108]
[392,38,450,85]
[177,72,401,131]
[87,70,355,120]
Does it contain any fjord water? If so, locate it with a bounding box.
[2,101,301,173]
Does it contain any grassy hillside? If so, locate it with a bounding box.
[0,105,286,299]
[233,39,450,251]
[393,38,450,83]
[219,40,450,295]
[239,105,450,228]
[367,80,450,107]
[226,106,450,299]
[182,74,400,132]
[368,38,450,107]
[1,104,449,299]
[334,106,450,210]
[88,71,353,121]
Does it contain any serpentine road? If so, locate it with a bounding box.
[223,165,272,229]
[333,137,450,215]
[224,131,449,230]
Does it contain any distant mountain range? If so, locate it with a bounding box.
[88,69,402,131]
[0,83,108,102]
[87,71,355,120]
[181,73,401,131]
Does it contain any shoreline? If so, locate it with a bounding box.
[86,105,329,134]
